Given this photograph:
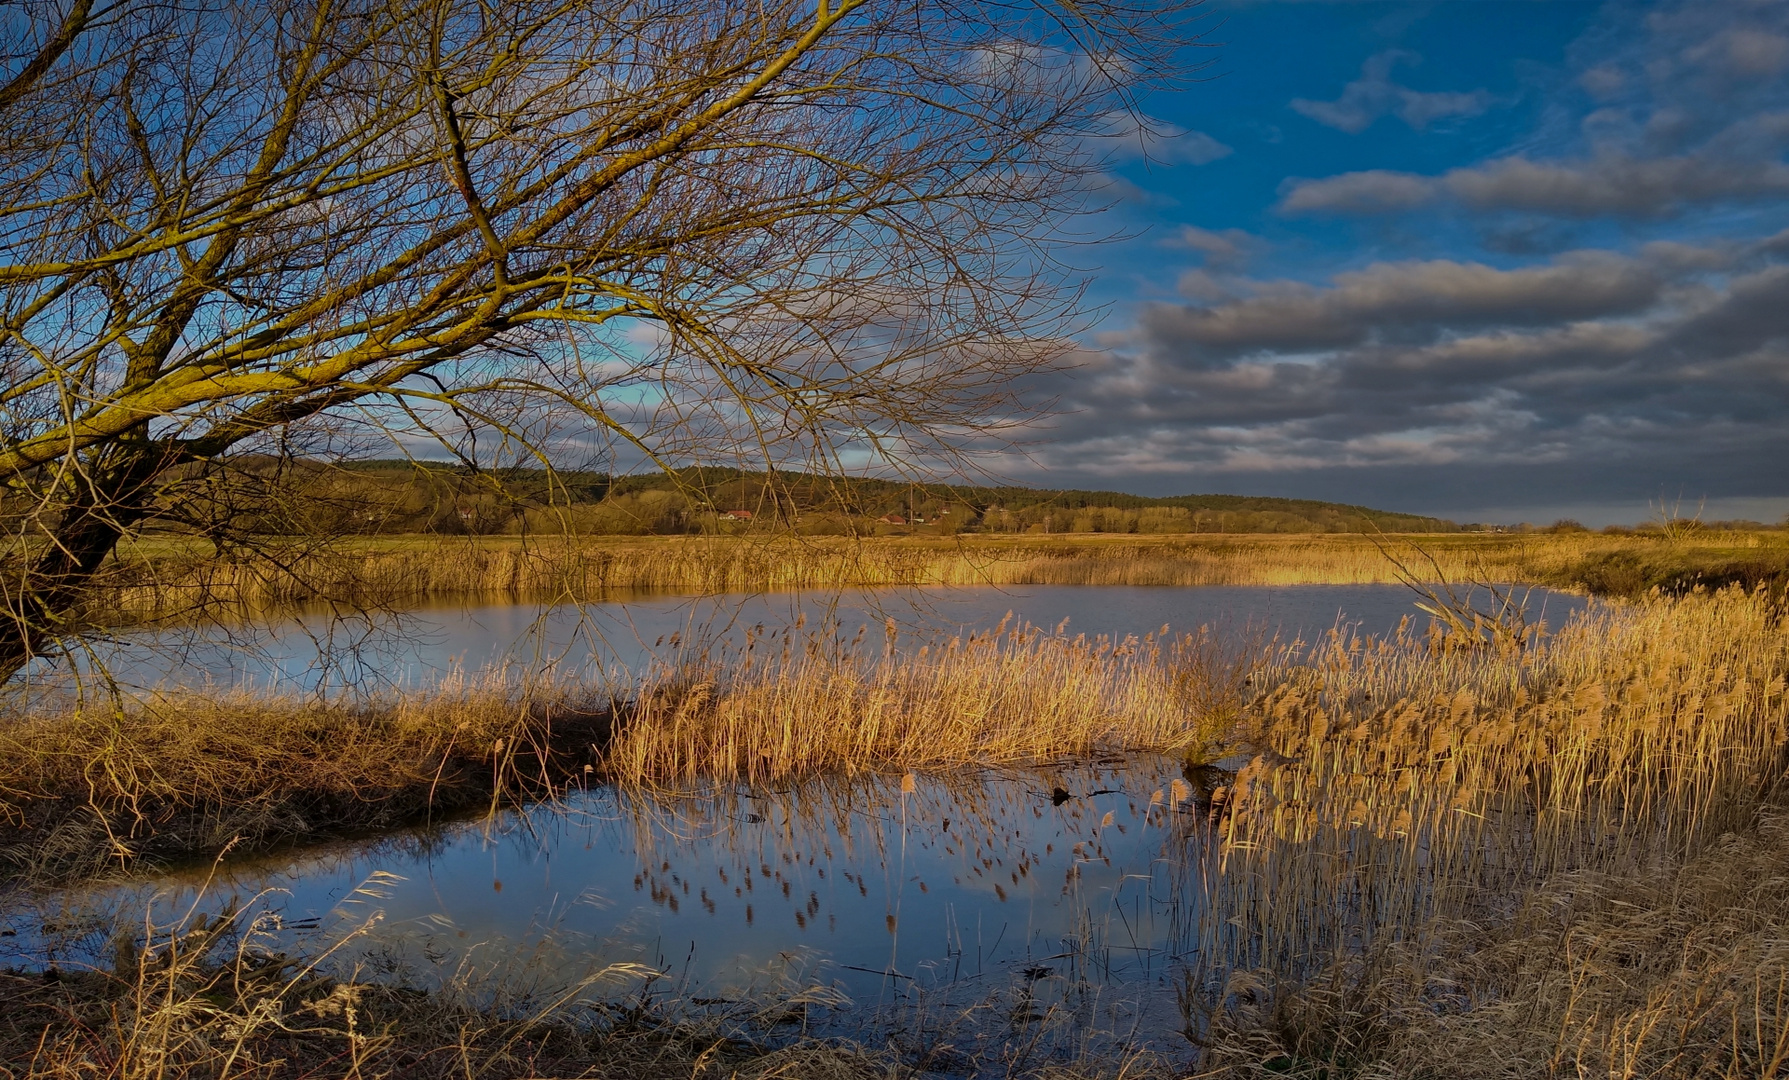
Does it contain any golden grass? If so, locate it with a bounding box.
[0,673,615,885]
[104,529,1789,617]
[1185,588,1789,1077]
[603,618,1258,785]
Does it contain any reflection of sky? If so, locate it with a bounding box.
[8,761,1212,1013]
[27,583,1588,695]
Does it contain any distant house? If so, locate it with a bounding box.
[876,513,905,525]
[721,509,753,521]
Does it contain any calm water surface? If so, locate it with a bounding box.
[10,760,1221,1032]
[32,583,1586,694]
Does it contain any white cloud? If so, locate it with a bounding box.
[1289,50,1495,134]
[1685,28,1789,79]
[1092,110,1233,165]
[1166,225,1255,269]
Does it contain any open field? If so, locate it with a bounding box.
[103,529,1789,619]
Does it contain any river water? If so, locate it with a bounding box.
[26,582,1586,695]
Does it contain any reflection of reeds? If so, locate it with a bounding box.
[2,866,874,1080]
[1187,588,1789,1076]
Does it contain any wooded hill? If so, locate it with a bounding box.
[273,461,1460,536]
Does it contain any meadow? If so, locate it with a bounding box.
[3,534,1788,1077]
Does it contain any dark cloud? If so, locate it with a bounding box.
[1478,221,1581,256]
[1137,254,1662,365]
[993,239,1789,513]
[1279,150,1789,219]
[1445,152,1789,217]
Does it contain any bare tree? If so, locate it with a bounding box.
[0,0,1189,684]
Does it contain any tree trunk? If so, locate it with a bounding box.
[0,443,168,685]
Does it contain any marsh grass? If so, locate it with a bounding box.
[604,617,1263,785]
[1185,588,1789,1077]
[0,674,617,886]
[102,530,1789,621]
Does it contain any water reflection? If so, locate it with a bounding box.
[7,758,1222,1021]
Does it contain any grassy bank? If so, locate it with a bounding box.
[106,529,1789,619]
[0,677,614,886]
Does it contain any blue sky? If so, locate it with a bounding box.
[998,0,1789,526]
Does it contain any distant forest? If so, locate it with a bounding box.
[251,461,1463,536]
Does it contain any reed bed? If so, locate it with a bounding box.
[604,618,1258,785]
[104,529,1789,617]
[1186,588,1789,1077]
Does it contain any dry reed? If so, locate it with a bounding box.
[1186,587,1789,1077]
[105,530,1789,618]
[0,672,614,886]
[604,617,1260,785]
